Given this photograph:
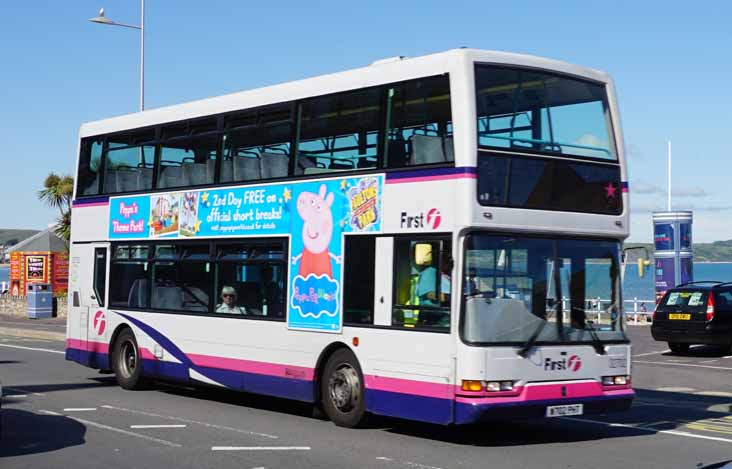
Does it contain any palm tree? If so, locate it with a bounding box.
[38,173,74,242]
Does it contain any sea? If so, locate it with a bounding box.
[2,263,731,310]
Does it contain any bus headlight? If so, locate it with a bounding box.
[602,375,630,386]
[486,381,514,392]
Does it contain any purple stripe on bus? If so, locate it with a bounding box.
[365,389,453,424]
[72,196,110,207]
[385,166,476,180]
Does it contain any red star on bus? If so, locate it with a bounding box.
[604,182,617,198]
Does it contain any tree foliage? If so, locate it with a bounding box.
[38,173,74,242]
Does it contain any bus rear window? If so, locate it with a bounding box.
[659,290,708,311]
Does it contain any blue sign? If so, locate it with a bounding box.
[109,175,383,333]
[109,196,150,239]
[654,223,675,251]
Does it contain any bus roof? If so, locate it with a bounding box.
[78,48,612,139]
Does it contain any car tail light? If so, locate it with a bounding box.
[706,295,715,322]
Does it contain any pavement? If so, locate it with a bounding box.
[0,314,66,341]
[1,321,732,468]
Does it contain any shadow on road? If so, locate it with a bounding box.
[664,344,731,358]
[0,409,86,457]
[4,377,117,395]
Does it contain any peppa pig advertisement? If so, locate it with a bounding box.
[108,175,383,332]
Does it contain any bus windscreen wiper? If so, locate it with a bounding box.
[518,317,548,358]
[581,313,606,356]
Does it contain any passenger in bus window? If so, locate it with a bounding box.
[216,286,247,315]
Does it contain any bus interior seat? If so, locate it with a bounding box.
[182,162,208,186]
[260,152,289,178]
[151,286,184,310]
[117,169,140,192]
[160,165,183,188]
[182,286,209,312]
[409,134,449,165]
[297,155,317,173]
[138,167,153,190]
[357,156,377,168]
[329,159,354,170]
[127,278,148,308]
[103,170,118,193]
[233,155,261,181]
[206,159,217,182]
[220,159,234,183]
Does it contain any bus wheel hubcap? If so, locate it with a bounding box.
[328,364,360,412]
[119,341,137,378]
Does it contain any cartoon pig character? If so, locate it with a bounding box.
[292,184,340,277]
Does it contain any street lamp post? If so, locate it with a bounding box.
[89,0,145,111]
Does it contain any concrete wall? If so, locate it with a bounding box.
[0,295,67,318]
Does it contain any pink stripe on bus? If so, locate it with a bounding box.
[187,353,315,381]
[386,173,477,184]
[66,338,109,354]
[455,382,633,405]
[364,374,453,399]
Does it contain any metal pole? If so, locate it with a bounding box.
[140,0,145,111]
[667,141,672,211]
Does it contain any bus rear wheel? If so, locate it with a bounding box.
[112,328,147,390]
[321,348,366,428]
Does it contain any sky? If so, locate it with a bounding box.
[1,1,730,242]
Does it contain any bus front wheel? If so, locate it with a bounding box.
[321,348,366,428]
[112,328,147,390]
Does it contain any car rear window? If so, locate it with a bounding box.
[659,290,708,311]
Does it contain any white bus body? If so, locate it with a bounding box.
[67,49,633,426]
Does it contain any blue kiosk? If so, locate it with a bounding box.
[652,211,693,302]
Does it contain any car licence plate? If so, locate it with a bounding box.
[668,313,691,320]
[546,404,583,417]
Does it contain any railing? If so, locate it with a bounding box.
[554,297,654,325]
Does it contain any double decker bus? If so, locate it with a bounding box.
[67,49,633,427]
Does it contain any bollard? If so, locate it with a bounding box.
[633,297,638,324]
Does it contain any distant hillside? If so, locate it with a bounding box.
[0,229,40,246]
[625,240,732,262]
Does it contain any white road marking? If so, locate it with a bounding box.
[101,404,279,439]
[39,410,61,416]
[563,416,732,444]
[70,416,181,447]
[375,458,445,469]
[701,359,721,364]
[0,344,64,355]
[130,424,187,429]
[633,349,670,357]
[211,446,310,451]
[634,360,732,371]
[694,391,732,398]
[64,408,97,412]
[655,387,696,392]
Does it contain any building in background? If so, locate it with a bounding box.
[8,228,69,296]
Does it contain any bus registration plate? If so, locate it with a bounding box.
[546,404,583,417]
[668,313,691,320]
